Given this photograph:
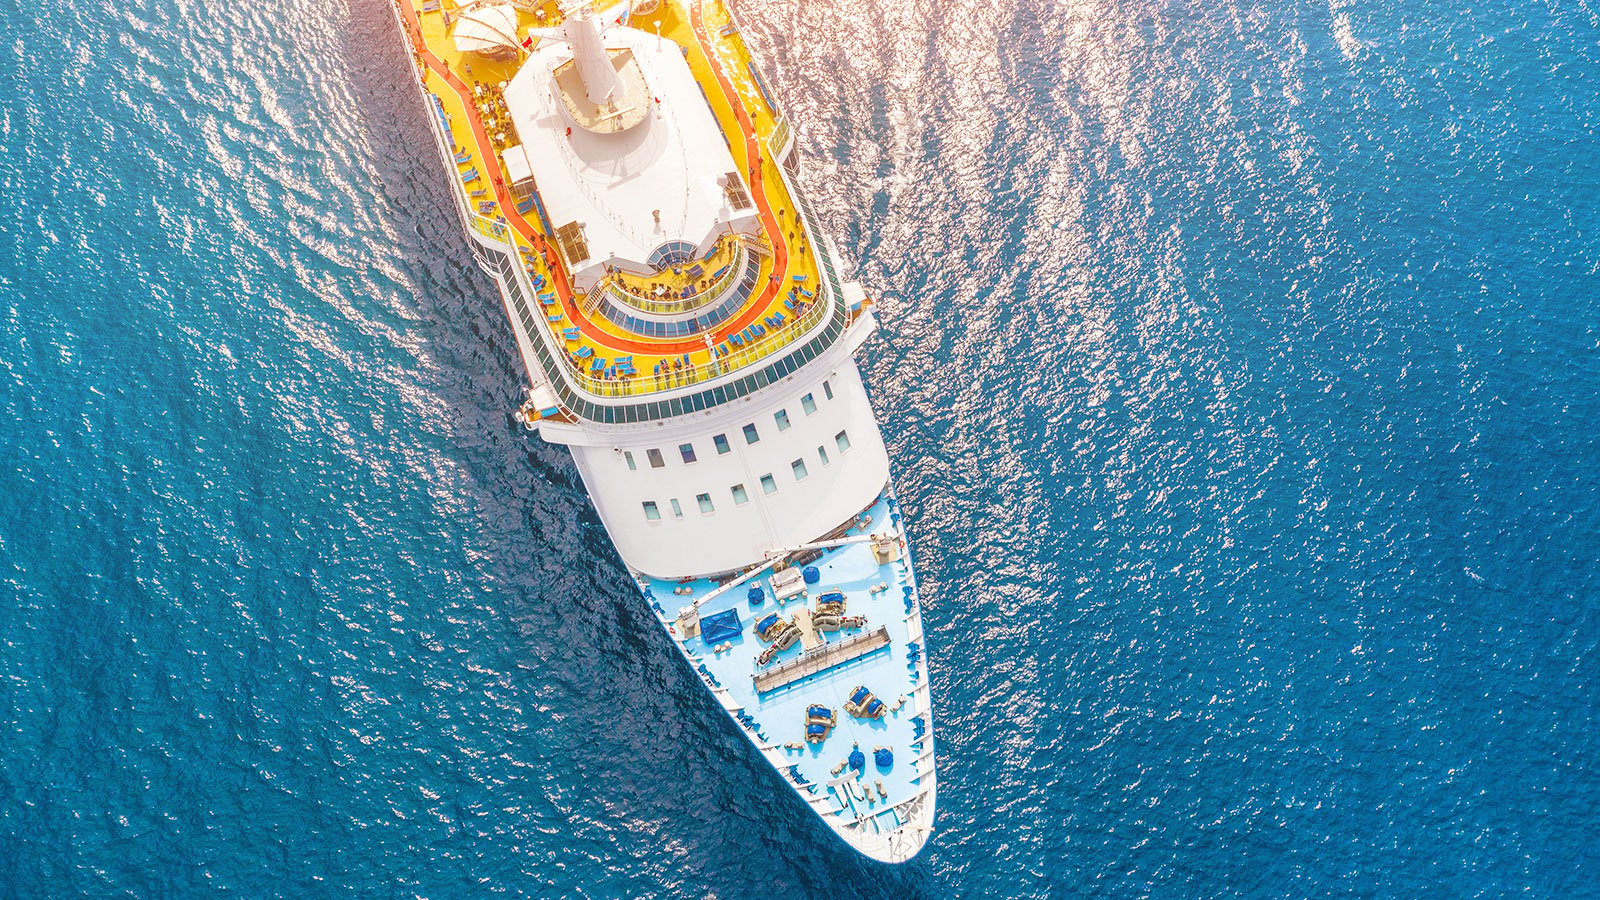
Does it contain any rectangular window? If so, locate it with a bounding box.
[697,493,714,514]
[670,498,683,518]
[760,474,777,495]
[823,380,834,400]
[743,423,760,445]
[818,445,830,466]
[643,501,661,520]
[647,448,665,468]
[774,409,791,431]
[679,443,697,464]
[624,451,637,470]
[835,430,851,453]
[731,484,749,505]
[801,393,817,415]
[713,433,731,455]
[792,459,809,481]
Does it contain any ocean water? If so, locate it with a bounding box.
[2,0,1597,895]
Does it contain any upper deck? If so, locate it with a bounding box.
[394,0,867,419]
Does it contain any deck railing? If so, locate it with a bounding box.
[598,240,749,317]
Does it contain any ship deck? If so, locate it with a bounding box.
[396,0,837,403]
[636,490,937,861]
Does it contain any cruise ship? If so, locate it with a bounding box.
[386,0,936,861]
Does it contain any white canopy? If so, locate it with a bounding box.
[452,3,521,56]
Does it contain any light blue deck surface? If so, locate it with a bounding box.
[636,490,935,841]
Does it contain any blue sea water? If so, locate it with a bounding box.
[2,0,1598,894]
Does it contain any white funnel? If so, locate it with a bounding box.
[567,8,624,105]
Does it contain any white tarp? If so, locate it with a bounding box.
[452,3,521,56]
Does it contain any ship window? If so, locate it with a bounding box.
[774,409,791,431]
[818,445,829,466]
[643,501,661,521]
[554,221,591,265]
[791,459,808,481]
[722,172,752,210]
[647,448,665,468]
[670,498,683,518]
[801,393,817,415]
[624,450,637,470]
[760,474,777,495]
[679,443,697,464]
[697,493,714,514]
[743,423,760,445]
[713,433,731,455]
[648,240,697,271]
[732,483,749,505]
[823,380,834,400]
[835,430,851,453]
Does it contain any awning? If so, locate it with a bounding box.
[452,2,521,55]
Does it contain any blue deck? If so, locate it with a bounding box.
[634,490,936,856]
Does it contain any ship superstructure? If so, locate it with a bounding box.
[387,0,936,860]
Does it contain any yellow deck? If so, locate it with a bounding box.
[402,0,826,395]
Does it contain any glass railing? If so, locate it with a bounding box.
[598,241,749,316]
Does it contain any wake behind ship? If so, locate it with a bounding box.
[387,0,936,860]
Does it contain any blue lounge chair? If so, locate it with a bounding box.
[792,274,807,282]
[562,327,580,340]
[460,168,479,183]
[590,358,605,372]
[575,346,593,359]
[546,313,562,323]
[516,196,535,214]
[454,151,471,164]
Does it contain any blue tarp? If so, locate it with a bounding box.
[875,748,894,767]
[754,613,779,635]
[699,608,742,645]
[848,747,866,771]
[849,685,870,705]
[807,724,827,736]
